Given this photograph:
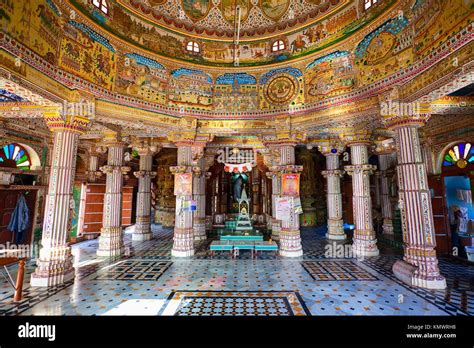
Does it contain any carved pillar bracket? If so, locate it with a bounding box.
[382,110,446,290]
[319,140,346,241]
[31,108,92,287]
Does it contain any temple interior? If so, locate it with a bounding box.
[0,0,473,317]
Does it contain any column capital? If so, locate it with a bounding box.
[100,165,131,175]
[269,165,303,174]
[43,109,91,134]
[339,129,372,147]
[169,165,201,175]
[321,169,344,178]
[380,103,431,129]
[344,164,376,176]
[372,137,396,155]
[132,139,162,157]
[317,140,345,156]
[134,170,157,179]
[97,133,129,149]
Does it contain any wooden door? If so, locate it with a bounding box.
[79,183,135,236]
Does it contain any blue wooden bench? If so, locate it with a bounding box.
[220,235,263,241]
[210,241,233,258]
[233,241,256,258]
[254,241,278,258]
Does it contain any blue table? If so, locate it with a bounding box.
[210,241,233,258]
[254,241,278,258]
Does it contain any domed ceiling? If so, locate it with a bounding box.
[71,0,395,66]
[115,0,349,40]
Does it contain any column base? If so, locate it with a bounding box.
[30,267,74,287]
[97,226,124,257]
[326,233,346,240]
[171,227,194,258]
[30,247,75,287]
[132,222,152,241]
[171,249,195,257]
[352,231,379,257]
[279,228,303,258]
[393,260,447,290]
[132,232,153,241]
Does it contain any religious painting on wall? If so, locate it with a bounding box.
[260,0,290,21]
[182,0,211,21]
[281,173,300,196]
[174,173,193,196]
[221,0,250,23]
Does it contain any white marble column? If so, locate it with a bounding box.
[193,157,207,241]
[277,144,303,257]
[379,153,394,234]
[170,144,197,257]
[97,139,130,257]
[133,145,158,241]
[85,148,102,183]
[320,145,345,240]
[345,141,379,257]
[386,116,446,289]
[31,111,89,287]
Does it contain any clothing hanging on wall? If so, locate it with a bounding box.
[456,189,472,204]
[7,194,30,244]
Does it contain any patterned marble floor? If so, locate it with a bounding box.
[0,225,472,316]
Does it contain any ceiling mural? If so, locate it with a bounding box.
[0,0,472,119]
[63,0,396,66]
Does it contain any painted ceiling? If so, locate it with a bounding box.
[69,0,395,66]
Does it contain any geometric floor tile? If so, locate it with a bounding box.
[94,261,172,281]
[160,291,310,316]
[302,260,379,281]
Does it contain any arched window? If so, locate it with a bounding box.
[0,143,31,170]
[92,0,108,14]
[271,40,286,52]
[186,41,200,54]
[364,0,378,10]
[443,142,474,168]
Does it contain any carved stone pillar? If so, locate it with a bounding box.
[96,137,130,257]
[170,144,198,257]
[383,112,446,289]
[275,144,303,257]
[85,147,102,183]
[133,143,159,241]
[193,157,207,241]
[319,142,345,240]
[31,110,90,287]
[344,132,379,257]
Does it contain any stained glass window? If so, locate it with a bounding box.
[0,143,31,170]
[442,142,474,169]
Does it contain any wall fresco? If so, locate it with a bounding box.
[168,68,213,110]
[305,50,355,102]
[214,73,258,112]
